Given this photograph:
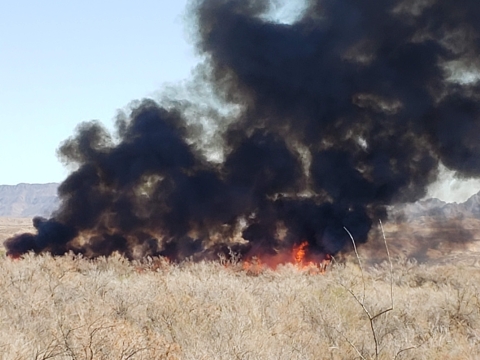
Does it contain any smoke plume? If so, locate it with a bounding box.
[6,0,480,261]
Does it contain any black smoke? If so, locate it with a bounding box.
[5,0,480,260]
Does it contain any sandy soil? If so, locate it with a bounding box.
[0,217,34,244]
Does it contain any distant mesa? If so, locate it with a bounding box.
[0,183,59,218]
[391,191,480,221]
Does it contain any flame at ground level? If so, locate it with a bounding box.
[293,242,308,264]
[242,241,331,274]
[6,232,332,274]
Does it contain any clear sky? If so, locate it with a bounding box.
[0,0,196,185]
[1,0,479,203]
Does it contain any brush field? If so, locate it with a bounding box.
[1,218,480,359]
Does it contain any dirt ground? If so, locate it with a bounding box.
[0,217,34,244]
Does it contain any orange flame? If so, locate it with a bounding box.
[7,253,21,261]
[242,257,264,275]
[293,241,308,264]
[239,241,331,274]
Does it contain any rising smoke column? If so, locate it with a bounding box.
[5,0,480,260]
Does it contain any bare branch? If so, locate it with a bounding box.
[344,227,366,304]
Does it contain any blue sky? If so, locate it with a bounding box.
[1,0,196,185]
[1,0,479,202]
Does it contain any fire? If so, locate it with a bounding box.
[292,241,323,272]
[7,253,21,261]
[77,240,332,275]
[242,257,264,275]
[241,241,331,274]
[293,241,308,264]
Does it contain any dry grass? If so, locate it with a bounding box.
[0,251,479,359]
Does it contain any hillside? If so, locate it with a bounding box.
[391,190,480,220]
[0,183,59,217]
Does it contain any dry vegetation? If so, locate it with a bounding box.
[0,248,479,359]
[2,217,480,359]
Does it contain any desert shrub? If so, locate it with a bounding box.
[0,253,479,359]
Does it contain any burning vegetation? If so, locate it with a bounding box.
[5,0,480,264]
